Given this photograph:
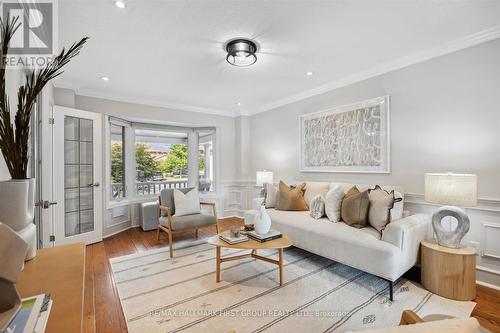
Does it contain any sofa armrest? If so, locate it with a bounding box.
[382,214,431,267]
[252,197,265,210]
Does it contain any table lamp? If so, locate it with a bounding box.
[256,170,273,187]
[424,172,477,248]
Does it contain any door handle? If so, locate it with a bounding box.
[35,200,58,209]
[87,182,100,188]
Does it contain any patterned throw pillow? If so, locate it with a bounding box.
[324,185,345,222]
[340,186,370,228]
[309,194,325,219]
[368,185,403,232]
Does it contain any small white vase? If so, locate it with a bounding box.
[254,205,271,234]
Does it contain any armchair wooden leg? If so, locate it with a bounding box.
[215,221,219,234]
[195,229,198,239]
[167,229,173,258]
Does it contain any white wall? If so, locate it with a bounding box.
[249,39,500,198]
[248,39,500,287]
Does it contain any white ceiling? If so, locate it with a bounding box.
[56,0,500,117]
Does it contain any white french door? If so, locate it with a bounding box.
[51,106,103,245]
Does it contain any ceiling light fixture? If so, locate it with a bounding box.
[225,39,257,67]
[237,102,241,106]
[100,76,110,81]
[114,0,127,9]
[306,71,313,76]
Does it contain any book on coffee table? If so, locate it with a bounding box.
[219,232,249,245]
[247,230,282,243]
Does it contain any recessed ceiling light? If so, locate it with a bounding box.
[306,71,313,76]
[114,0,127,9]
[237,102,241,106]
[100,76,110,81]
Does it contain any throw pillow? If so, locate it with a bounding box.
[324,185,345,222]
[341,186,370,228]
[309,194,325,219]
[368,185,403,232]
[276,181,308,211]
[391,190,404,221]
[173,188,201,216]
[303,182,330,207]
[264,183,279,208]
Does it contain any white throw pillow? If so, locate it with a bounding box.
[391,191,404,221]
[324,185,345,222]
[309,194,325,219]
[173,188,201,216]
[264,183,279,208]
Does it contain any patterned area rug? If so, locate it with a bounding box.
[110,241,475,333]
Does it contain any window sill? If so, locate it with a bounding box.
[107,192,220,210]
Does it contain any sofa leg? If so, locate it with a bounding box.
[389,280,394,301]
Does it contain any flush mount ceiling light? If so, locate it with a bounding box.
[100,76,110,81]
[225,39,257,67]
[114,0,127,9]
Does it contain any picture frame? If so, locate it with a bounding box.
[299,95,390,173]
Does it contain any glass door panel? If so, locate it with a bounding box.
[64,116,95,237]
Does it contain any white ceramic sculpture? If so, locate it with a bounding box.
[0,222,29,331]
[254,205,271,234]
[0,179,36,260]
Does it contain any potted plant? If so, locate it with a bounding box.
[0,16,87,259]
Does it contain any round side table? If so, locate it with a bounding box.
[420,240,476,301]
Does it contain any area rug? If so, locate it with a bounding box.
[109,242,475,333]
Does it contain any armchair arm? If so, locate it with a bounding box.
[382,213,431,268]
[158,205,172,217]
[200,202,217,219]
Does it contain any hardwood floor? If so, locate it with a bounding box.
[84,217,500,333]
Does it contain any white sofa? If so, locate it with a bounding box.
[253,181,431,300]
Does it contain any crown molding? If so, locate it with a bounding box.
[249,25,500,115]
[52,81,239,118]
[53,25,500,118]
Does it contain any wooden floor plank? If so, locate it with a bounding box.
[84,217,500,333]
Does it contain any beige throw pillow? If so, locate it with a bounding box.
[368,185,402,232]
[341,187,370,228]
[324,185,344,222]
[276,181,308,211]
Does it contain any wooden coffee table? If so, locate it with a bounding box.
[207,232,293,286]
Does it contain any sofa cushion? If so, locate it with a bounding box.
[277,181,308,211]
[264,183,279,208]
[331,182,405,221]
[341,187,370,228]
[324,185,345,222]
[368,185,400,232]
[266,209,404,281]
[309,194,325,219]
[304,181,330,207]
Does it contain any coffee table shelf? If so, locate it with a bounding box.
[207,233,293,286]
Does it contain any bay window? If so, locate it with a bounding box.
[107,118,216,203]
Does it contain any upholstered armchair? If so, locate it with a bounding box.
[157,188,219,258]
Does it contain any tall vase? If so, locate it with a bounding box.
[0,179,36,260]
[254,205,271,234]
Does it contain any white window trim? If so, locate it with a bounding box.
[105,117,219,209]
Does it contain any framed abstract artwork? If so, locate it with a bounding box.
[300,96,390,173]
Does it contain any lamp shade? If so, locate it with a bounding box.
[256,171,273,187]
[424,173,477,207]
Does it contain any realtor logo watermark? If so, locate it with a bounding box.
[1,0,57,68]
